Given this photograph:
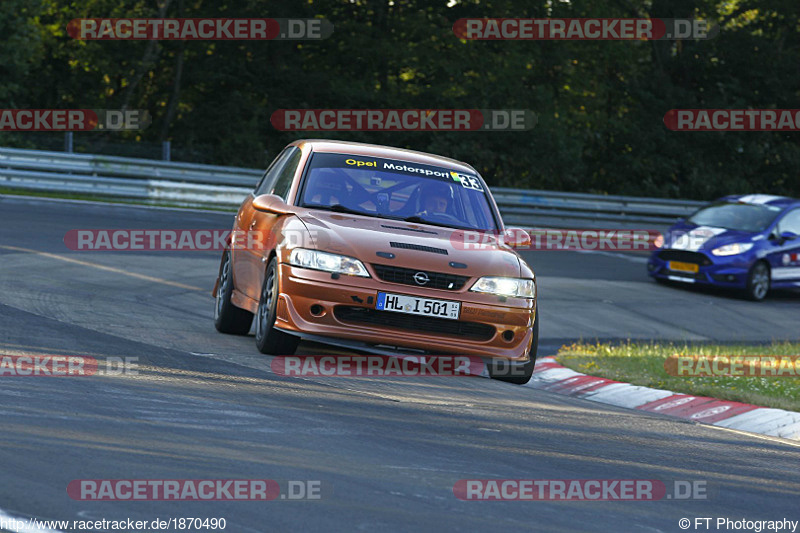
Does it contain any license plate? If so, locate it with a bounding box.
[376,292,460,320]
[669,261,699,273]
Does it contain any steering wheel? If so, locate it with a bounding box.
[417,210,462,225]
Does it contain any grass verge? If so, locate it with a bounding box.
[556,341,800,412]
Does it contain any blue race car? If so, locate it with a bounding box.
[647,194,800,300]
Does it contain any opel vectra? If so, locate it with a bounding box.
[213,140,538,383]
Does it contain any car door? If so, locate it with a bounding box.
[766,208,800,284]
[233,147,294,299]
[235,147,304,299]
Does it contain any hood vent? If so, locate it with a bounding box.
[389,242,448,255]
[381,224,438,235]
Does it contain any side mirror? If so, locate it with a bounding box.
[779,231,799,242]
[252,194,292,214]
[503,227,532,250]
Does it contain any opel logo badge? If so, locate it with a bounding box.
[413,272,430,285]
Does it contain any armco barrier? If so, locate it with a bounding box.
[0,147,258,208]
[0,147,704,225]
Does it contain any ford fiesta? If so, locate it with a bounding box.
[212,140,538,383]
[647,194,800,300]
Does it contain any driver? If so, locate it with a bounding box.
[418,181,453,216]
[308,170,348,206]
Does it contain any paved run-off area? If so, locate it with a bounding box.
[1,195,799,532]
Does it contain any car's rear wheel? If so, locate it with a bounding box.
[214,250,254,334]
[255,257,299,355]
[745,261,770,301]
[489,314,539,385]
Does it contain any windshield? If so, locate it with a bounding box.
[299,152,498,230]
[688,202,782,232]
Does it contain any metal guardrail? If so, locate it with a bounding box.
[0,147,258,208]
[494,189,704,228]
[0,146,704,226]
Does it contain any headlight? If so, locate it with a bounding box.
[469,277,535,298]
[289,248,369,277]
[711,243,753,256]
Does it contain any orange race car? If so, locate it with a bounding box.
[212,140,538,383]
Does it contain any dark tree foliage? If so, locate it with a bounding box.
[1,0,798,199]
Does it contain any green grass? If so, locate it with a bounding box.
[0,187,235,212]
[556,341,800,412]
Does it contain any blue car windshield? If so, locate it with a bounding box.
[688,202,782,232]
[299,152,498,230]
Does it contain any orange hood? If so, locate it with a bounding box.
[295,210,522,278]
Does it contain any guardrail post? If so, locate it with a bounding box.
[162,141,171,161]
[64,132,73,153]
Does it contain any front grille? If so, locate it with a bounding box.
[372,264,469,290]
[389,242,448,255]
[334,306,495,341]
[656,250,713,266]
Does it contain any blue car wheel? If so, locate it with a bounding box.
[745,261,770,301]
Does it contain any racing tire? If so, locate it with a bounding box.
[255,257,299,355]
[744,261,770,301]
[214,250,254,335]
[489,314,539,385]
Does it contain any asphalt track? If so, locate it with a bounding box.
[1,195,799,532]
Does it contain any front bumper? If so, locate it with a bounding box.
[647,250,751,287]
[274,264,536,361]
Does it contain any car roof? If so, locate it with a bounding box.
[718,194,800,210]
[291,139,478,174]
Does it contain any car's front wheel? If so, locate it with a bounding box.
[745,261,770,301]
[489,314,539,385]
[214,250,254,334]
[255,257,299,355]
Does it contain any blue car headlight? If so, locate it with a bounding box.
[711,242,753,256]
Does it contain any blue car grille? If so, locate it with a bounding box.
[656,250,713,266]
